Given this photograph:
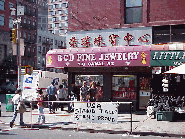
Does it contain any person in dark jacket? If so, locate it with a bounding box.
[87,81,97,102]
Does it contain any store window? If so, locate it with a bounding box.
[125,0,142,24]
[112,75,137,99]
[75,75,104,100]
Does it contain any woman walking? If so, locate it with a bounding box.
[36,89,45,124]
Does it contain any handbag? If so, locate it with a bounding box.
[16,102,26,113]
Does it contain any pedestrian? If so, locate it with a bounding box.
[80,81,89,101]
[10,88,24,128]
[87,81,97,102]
[46,82,57,114]
[57,84,67,111]
[36,89,45,124]
[68,82,78,113]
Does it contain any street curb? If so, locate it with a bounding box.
[16,124,185,138]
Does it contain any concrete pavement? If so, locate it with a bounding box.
[0,103,185,138]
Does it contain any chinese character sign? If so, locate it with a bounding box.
[81,36,91,47]
[109,34,119,46]
[94,35,105,47]
[69,37,78,48]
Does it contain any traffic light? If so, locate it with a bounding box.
[25,66,33,75]
[10,28,17,43]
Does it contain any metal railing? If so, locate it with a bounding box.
[30,100,133,134]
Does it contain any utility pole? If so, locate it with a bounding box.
[12,0,24,88]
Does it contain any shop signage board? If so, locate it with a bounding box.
[74,102,118,124]
[150,51,185,66]
[46,46,150,67]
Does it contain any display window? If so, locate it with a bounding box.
[75,75,103,99]
[112,75,137,99]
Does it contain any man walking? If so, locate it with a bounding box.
[10,89,24,128]
[47,82,57,113]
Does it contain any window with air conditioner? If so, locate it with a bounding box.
[125,0,142,24]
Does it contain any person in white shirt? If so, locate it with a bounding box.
[10,89,24,128]
[57,84,67,111]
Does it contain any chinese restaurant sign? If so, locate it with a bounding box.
[150,51,185,66]
[46,50,150,67]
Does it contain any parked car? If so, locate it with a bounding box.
[0,81,17,93]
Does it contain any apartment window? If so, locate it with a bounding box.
[24,31,27,38]
[24,17,27,23]
[55,40,57,45]
[65,16,68,21]
[24,4,27,13]
[9,18,13,28]
[58,29,62,34]
[59,0,62,2]
[33,21,35,26]
[65,3,68,8]
[43,47,45,53]
[53,4,56,9]
[125,0,142,24]
[38,46,41,52]
[28,47,31,52]
[65,9,68,15]
[38,36,41,43]
[29,6,31,13]
[64,29,67,33]
[65,22,68,27]
[59,10,63,15]
[52,17,56,21]
[9,2,13,8]
[28,19,31,24]
[59,23,62,27]
[0,15,4,26]
[0,0,4,10]
[28,33,31,40]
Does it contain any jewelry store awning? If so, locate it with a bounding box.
[46,46,151,68]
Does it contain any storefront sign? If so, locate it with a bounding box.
[46,49,150,67]
[150,51,185,66]
[74,102,118,124]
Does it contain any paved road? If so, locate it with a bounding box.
[0,126,177,139]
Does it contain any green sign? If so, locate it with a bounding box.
[150,51,185,66]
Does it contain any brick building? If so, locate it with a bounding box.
[0,0,17,65]
[47,0,185,110]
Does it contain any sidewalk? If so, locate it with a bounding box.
[0,103,185,138]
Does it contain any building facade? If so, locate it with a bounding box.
[47,0,185,111]
[48,0,68,36]
[37,29,65,70]
[0,0,16,64]
[38,0,48,31]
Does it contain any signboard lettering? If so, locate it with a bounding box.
[151,51,185,66]
[74,102,118,124]
[47,50,150,67]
